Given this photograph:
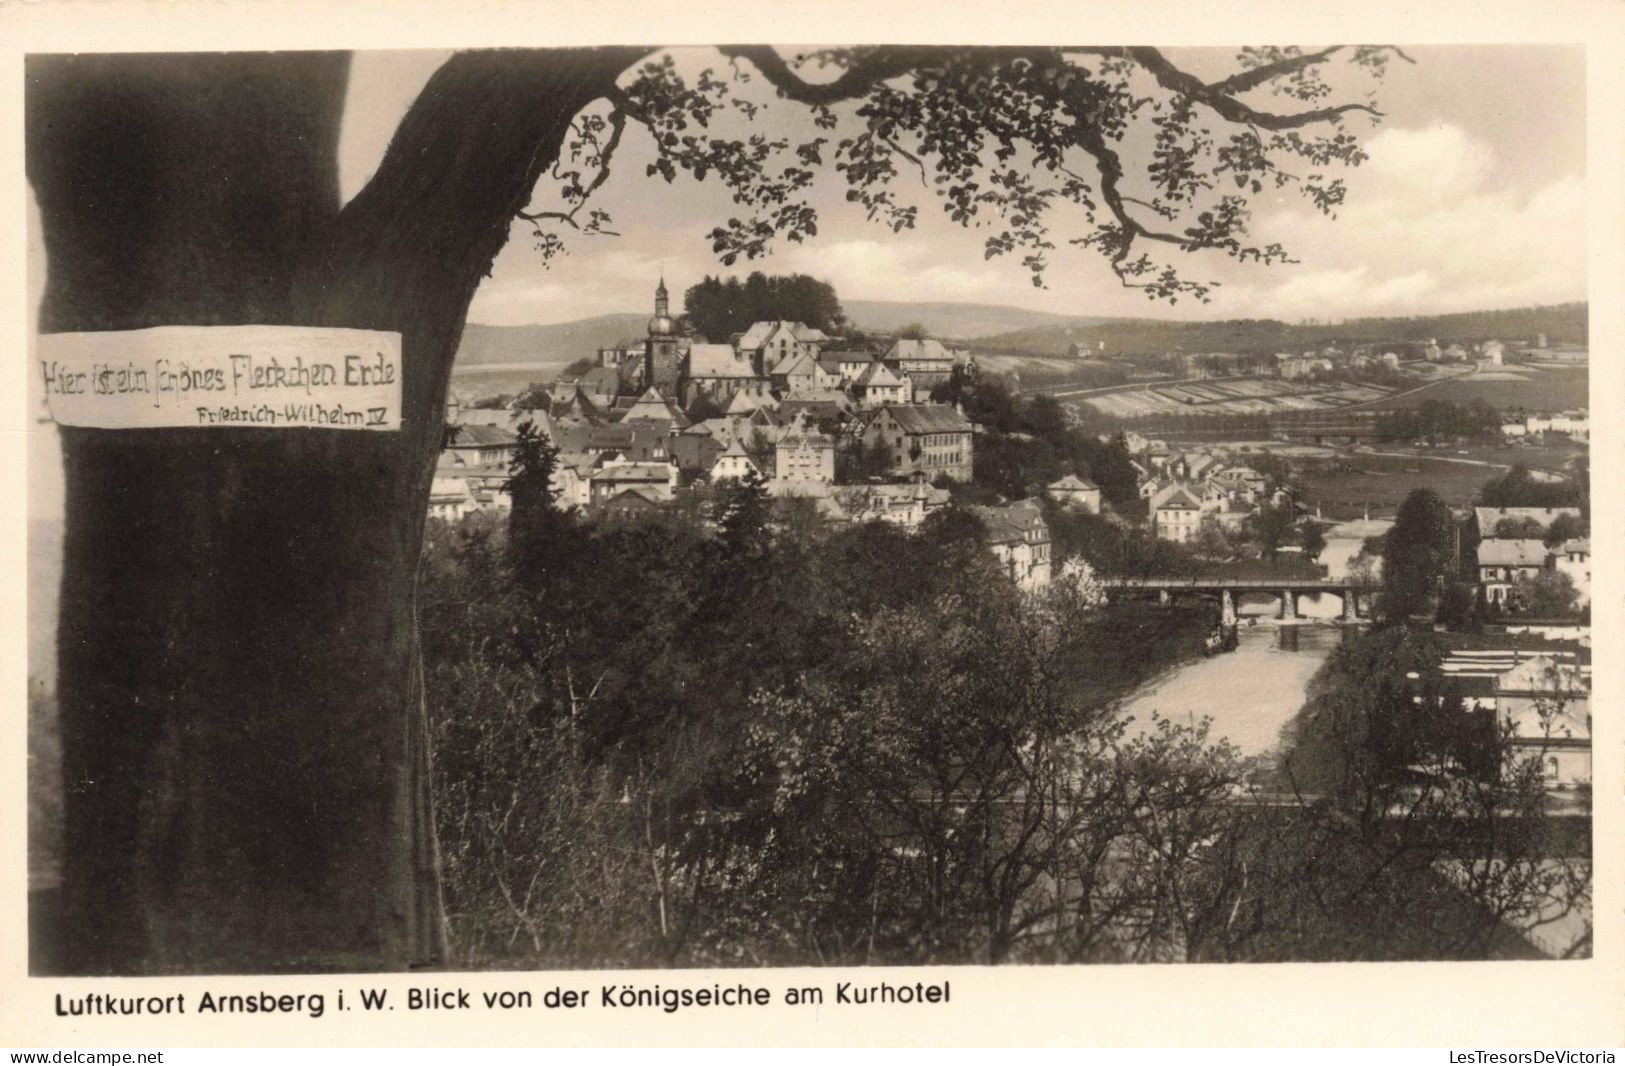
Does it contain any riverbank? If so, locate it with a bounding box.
[1118,621,1344,758]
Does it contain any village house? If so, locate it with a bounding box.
[773,422,836,484]
[428,477,479,522]
[832,482,951,531]
[1553,538,1590,606]
[1211,464,1267,503]
[552,421,670,462]
[1152,484,1203,543]
[1476,538,1550,606]
[550,452,599,510]
[883,337,964,391]
[618,387,690,431]
[444,422,520,468]
[589,457,677,506]
[709,437,762,482]
[736,320,829,376]
[683,342,763,406]
[822,349,877,384]
[764,350,818,395]
[971,499,1052,590]
[860,403,974,482]
[1494,656,1590,788]
[1473,506,1584,539]
[852,360,912,407]
[1046,474,1101,514]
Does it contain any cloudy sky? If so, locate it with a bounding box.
[337,44,1585,327]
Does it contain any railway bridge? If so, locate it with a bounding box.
[1097,576,1376,623]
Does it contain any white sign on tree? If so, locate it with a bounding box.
[37,325,404,431]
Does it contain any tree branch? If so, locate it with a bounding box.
[715,45,952,104]
[1209,46,1344,97]
[518,92,630,234]
[1123,47,1383,129]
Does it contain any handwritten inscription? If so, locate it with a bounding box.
[38,325,403,431]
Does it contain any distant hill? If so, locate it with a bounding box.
[969,303,1589,357]
[454,301,1589,369]
[843,300,1094,340]
[454,314,648,368]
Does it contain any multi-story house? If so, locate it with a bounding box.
[852,360,912,407]
[860,403,974,482]
[773,424,836,484]
[1476,538,1550,606]
[971,499,1052,590]
[736,320,829,376]
[1152,485,1203,543]
[883,338,963,391]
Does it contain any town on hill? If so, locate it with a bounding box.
[426,275,1591,965]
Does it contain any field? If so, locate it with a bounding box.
[1294,452,1512,519]
[1372,365,1588,412]
[1076,377,1397,419]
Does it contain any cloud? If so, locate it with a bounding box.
[461,116,1584,326]
[1218,124,1585,321]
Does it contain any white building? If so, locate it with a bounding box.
[709,437,762,482]
[1494,657,1590,788]
[1152,485,1203,543]
[1046,474,1101,514]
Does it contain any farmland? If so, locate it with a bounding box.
[1369,365,1588,413]
[1072,376,1397,420]
[1294,452,1509,519]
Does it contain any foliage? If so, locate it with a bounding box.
[1271,625,1590,960]
[683,272,846,342]
[1509,569,1579,618]
[1377,398,1503,442]
[1380,489,1456,622]
[1493,516,1544,539]
[834,438,895,482]
[1299,520,1328,562]
[1478,464,1585,511]
[525,45,1406,303]
[1246,503,1297,561]
[1543,513,1587,548]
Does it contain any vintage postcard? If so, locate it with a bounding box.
[3,0,1621,1049]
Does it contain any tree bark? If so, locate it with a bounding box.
[28,46,645,974]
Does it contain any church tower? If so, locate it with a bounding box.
[644,276,683,395]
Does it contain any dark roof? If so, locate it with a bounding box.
[877,404,973,435]
[970,500,1049,545]
[669,433,726,472]
[553,422,670,460]
[447,423,519,447]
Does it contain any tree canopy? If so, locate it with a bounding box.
[683,272,845,340]
[524,45,1406,302]
[1381,489,1456,622]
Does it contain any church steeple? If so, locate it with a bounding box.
[647,275,676,339]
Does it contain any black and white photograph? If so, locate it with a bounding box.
[11,2,1620,1046]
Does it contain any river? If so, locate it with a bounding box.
[1119,621,1346,758]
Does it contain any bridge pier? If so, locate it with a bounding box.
[1158,589,1170,607]
[1279,589,1298,620]
[1342,590,1359,622]
[1220,589,1236,627]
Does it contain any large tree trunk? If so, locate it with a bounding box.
[28,46,646,974]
